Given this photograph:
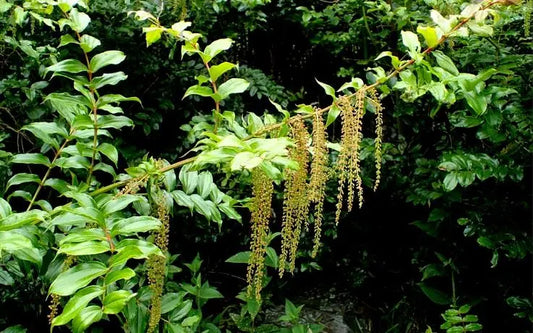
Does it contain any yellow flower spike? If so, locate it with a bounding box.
[247,168,274,300]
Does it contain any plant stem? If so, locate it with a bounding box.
[26,138,71,211]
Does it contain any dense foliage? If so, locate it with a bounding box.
[0,0,531,332]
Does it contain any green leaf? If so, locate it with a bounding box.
[90,51,126,73]
[103,290,135,314]
[0,231,33,252]
[198,284,223,299]
[0,210,46,231]
[476,236,495,249]
[49,262,107,296]
[183,85,213,99]
[97,115,134,129]
[102,195,140,216]
[52,286,104,326]
[197,172,213,199]
[96,143,119,165]
[226,251,250,264]
[218,78,250,99]
[417,26,439,48]
[59,241,110,256]
[143,27,164,46]
[80,34,101,53]
[463,92,487,115]
[104,267,136,285]
[203,38,233,62]
[0,0,13,13]
[59,34,79,47]
[401,30,421,54]
[218,202,241,222]
[190,194,211,219]
[326,104,341,127]
[443,173,458,191]
[316,79,336,100]
[464,323,483,332]
[433,51,459,75]
[111,216,161,236]
[11,153,51,167]
[209,62,236,83]
[231,152,259,171]
[71,305,103,333]
[0,268,14,286]
[68,8,91,33]
[171,190,195,211]
[45,59,88,75]
[179,168,198,195]
[97,94,141,107]
[418,283,451,305]
[6,173,41,189]
[92,72,128,89]
[13,6,27,26]
[0,198,11,218]
[60,229,106,244]
[109,240,161,267]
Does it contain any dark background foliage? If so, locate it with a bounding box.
[0,0,531,332]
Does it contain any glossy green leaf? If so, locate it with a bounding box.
[97,115,134,129]
[104,267,136,285]
[190,194,211,219]
[443,173,458,191]
[143,27,163,46]
[102,195,139,216]
[0,231,33,252]
[464,92,487,115]
[72,305,103,333]
[316,79,336,100]
[90,51,126,73]
[80,34,101,53]
[49,262,107,296]
[219,202,241,222]
[68,8,91,33]
[92,72,128,89]
[52,286,104,326]
[103,290,135,314]
[197,172,213,199]
[171,190,195,211]
[209,62,236,83]
[45,59,88,75]
[179,168,198,195]
[433,51,459,75]
[0,198,11,218]
[0,268,14,286]
[59,240,110,256]
[401,30,421,54]
[183,85,213,99]
[0,210,46,231]
[417,26,439,48]
[326,104,341,127]
[60,229,106,244]
[203,38,233,62]
[111,216,161,236]
[11,153,51,167]
[6,173,41,189]
[218,78,249,99]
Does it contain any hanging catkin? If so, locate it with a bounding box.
[247,168,274,300]
[279,117,310,277]
[309,110,329,257]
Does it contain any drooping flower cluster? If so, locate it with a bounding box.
[279,117,311,278]
[309,111,329,258]
[247,168,274,300]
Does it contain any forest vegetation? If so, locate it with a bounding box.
[0,0,531,332]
